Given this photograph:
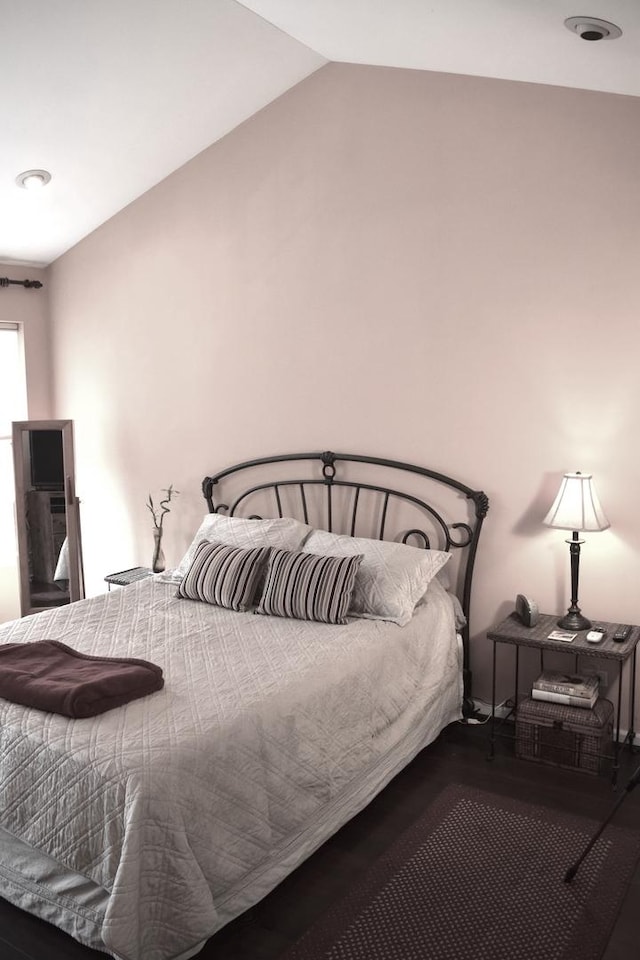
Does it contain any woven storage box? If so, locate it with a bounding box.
[515,697,613,775]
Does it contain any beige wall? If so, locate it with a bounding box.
[0,267,50,621]
[46,63,640,709]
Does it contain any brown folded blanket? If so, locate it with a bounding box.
[0,640,164,718]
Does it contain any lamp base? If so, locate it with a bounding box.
[557,610,592,632]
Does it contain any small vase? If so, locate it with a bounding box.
[152,529,165,573]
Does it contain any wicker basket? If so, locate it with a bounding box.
[515,697,613,775]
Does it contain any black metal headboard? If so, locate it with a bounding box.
[202,451,489,706]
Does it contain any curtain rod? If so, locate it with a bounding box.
[0,277,43,289]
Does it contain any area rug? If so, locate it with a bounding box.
[281,783,640,960]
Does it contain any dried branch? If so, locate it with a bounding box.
[147,484,180,531]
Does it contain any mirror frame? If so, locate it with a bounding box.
[12,419,84,616]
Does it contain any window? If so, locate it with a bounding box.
[0,323,27,564]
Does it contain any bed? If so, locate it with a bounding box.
[0,450,488,960]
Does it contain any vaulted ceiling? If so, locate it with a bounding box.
[2,0,636,267]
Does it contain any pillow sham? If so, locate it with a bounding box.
[256,548,362,625]
[302,530,450,626]
[176,540,271,611]
[173,514,312,582]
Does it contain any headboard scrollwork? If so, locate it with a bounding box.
[202,451,488,710]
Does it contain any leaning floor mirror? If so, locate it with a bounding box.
[12,419,84,616]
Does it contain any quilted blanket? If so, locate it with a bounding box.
[0,576,461,960]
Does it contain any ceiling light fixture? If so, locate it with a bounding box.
[15,169,52,190]
[564,16,622,41]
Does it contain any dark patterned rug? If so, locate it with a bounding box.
[281,783,640,960]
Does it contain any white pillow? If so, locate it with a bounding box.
[172,515,313,582]
[302,530,450,626]
[422,575,467,630]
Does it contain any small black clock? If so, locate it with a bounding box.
[515,594,539,627]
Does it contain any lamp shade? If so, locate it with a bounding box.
[543,472,610,532]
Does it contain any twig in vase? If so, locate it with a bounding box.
[147,485,180,572]
[147,484,180,532]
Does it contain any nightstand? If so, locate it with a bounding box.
[105,567,154,590]
[487,612,640,783]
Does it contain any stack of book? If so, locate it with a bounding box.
[531,671,599,709]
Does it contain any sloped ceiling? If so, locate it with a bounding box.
[2,0,636,267]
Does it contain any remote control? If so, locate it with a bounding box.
[586,629,605,643]
[613,624,632,642]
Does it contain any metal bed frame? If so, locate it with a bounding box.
[203,450,489,711]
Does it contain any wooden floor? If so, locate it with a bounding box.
[1,721,639,960]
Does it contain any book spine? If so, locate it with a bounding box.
[534,681,579,695]
[533,680,596,697]
[531,689,597,709]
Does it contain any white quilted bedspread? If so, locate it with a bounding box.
[0,577,461,960]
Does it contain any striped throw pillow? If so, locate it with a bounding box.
[256,549,362,625]
[177,540,270,611]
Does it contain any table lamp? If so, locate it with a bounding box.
[543,471,609,631]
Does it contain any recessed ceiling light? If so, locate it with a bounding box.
[564,16,622,41]
[15,169,52,190]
